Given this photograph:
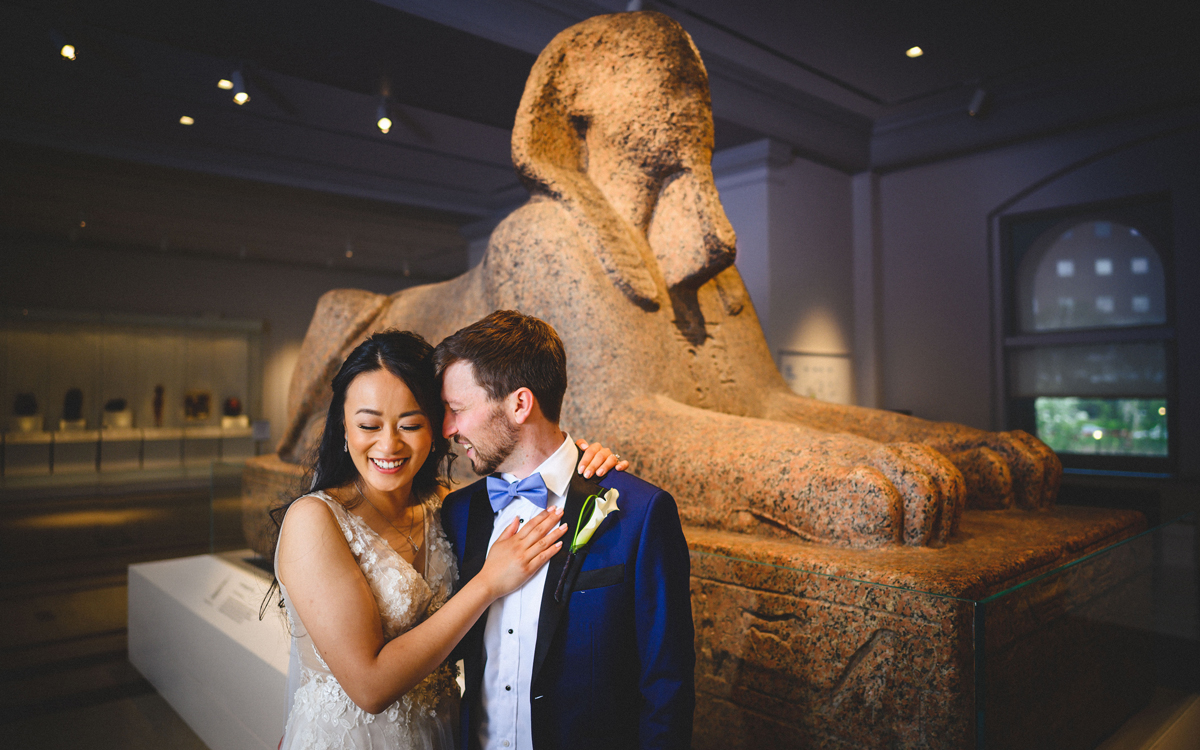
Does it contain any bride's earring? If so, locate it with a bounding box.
[344,439,348,453]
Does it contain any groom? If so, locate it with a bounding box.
[436,310,694,750]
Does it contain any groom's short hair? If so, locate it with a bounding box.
[433,310,568,423]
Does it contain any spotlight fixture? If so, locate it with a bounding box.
[231,70,249,105]
[217,78,233,90]
[376,99,392,134]
[50,30,76,60]
[179,115,195,125]
[905,46,923,58]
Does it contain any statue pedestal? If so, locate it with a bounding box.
[689,507,1152,750]
[241,454,307,558]
[240,456,1151,749]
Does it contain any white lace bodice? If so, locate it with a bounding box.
[276,491,460,750]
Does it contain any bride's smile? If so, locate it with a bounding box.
[343,368,433,501]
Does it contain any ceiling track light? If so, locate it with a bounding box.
[50,30,76,60]
[376,98,392,134]
[906,46,923,58]
[231,69,249,105]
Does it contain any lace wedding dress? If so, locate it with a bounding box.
[276,491,460,750]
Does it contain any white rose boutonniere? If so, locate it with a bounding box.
[554,488,620,602]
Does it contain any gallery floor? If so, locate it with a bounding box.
[0,466,244,747]
[1,466,1196,749]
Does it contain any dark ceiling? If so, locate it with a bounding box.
[655,0,1198,107]
[1,0,1196,275]
[7,0,1196,148]
[7,0,537,129]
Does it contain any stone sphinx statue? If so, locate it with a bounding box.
[279,10,1060,549]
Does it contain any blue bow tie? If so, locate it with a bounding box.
[486,472,549,513]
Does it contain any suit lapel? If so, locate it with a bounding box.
[461,483,493,586]
[532,471,601,684]
[458,481,494,726]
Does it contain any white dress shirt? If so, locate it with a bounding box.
[479,434,576,750]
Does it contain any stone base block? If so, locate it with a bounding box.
[241,454,306,559]
[688,507,1151,750]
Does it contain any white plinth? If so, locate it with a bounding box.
[128,552,289,750]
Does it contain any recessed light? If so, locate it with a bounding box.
[60,44,76,60]
[906,46,923,58]
[179,115,195,125]
[217,79,233,90]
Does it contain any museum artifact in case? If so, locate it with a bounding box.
[0,308,262,477]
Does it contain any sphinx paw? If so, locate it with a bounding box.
[940,430,1060,510]
[996,430,1061,509]
[869,442,965,546]
[947,446,1013,510]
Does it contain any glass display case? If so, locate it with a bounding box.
[1,307,263,480]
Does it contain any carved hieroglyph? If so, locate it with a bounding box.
[278,11,1060,548]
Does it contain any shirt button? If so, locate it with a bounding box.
[505,685,511,691]
[508,629,514,634]
[502,742,510,748]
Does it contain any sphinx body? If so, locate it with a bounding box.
[280,11,1060,548]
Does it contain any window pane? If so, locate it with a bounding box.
[1017,220,1167,332]
[1011,342,1167,398]
[1035,397,1167,456]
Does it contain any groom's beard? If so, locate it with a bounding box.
[467,405,519,475]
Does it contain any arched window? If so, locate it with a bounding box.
[1018,220,1167,332]
[1003,197,1174,471]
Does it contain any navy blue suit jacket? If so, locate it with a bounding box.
[441,468,695,750]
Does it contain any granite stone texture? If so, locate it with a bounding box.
[241,453,306,558]
[689,506,1151,750]
[273,11,1060,549]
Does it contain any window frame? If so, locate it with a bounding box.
[998,192,1176,474]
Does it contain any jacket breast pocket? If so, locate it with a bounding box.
[573,563,623,591]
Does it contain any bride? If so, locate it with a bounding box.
[268,330,625,749]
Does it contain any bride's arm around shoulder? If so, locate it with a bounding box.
[277,491,564,714]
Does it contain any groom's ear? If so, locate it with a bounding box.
[509,387,537,425]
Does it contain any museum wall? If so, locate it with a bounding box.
[0,237,414,445]
[874,104,1200,476]
[714,140,856,402]
[766,157,855,359]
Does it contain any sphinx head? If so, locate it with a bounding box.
[513,11,737,298]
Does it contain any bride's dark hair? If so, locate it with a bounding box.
[261,329,452,618]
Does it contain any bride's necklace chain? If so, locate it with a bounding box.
[354,482,422,555]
